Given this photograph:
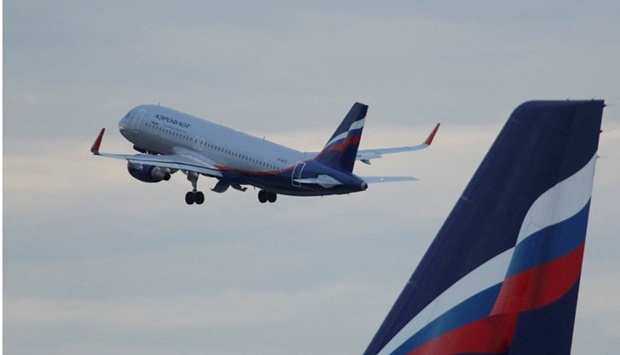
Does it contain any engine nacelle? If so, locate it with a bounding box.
[127,162,172,183]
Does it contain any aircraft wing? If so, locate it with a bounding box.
[90,128,223,177]
[356,123,440,164]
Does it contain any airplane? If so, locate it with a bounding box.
[363,100,605,354]
[90,103,440,205]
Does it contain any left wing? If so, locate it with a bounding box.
[90,128,223,177]
[356,122,440,164]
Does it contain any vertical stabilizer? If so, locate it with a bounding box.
[317,102,368,172]
[364,100,604,355]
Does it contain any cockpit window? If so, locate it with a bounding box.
[124,110,136,120]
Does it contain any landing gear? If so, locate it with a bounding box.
[258,190,277,203]
[185,191,205,205]
[185,171,205,205]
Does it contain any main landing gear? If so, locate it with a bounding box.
[185,171,205,205]
[258,189,277,203]
[185,190,205,205]
[182,171,277,205]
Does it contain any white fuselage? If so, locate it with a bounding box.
[119,105,309,174]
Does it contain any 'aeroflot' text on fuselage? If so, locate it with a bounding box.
[155,114,191,128]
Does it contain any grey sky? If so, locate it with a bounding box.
[4,1,620,354]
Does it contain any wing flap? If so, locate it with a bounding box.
[126,154,222,177]
[96,152,222,177]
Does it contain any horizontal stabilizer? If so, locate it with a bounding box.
[362,176,417,183]
[294,174,344,188]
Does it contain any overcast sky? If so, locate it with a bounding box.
[4,1,620,354]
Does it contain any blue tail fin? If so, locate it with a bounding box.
[317,102,367,172]
[364,100,605,355]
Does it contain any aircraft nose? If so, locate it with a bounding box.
[118,115,128,131]
[360,182,368,191]
[119,120,129,137]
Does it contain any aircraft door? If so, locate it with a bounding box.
[132,109,146,133]
[291,162,306,187]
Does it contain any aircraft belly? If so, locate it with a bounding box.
[243,173,355,197]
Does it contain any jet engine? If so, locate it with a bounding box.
[127,162,172,183]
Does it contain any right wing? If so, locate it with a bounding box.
[356,122,440,164]
[90,128,223,177]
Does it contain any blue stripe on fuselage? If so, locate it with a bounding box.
[220,160,367,196]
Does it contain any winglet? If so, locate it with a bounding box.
[424,123,440,146]
[90,128,105,155]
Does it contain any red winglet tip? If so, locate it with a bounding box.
[424,123,440,146]
[91,128,106,154]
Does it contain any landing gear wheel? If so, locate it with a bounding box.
[184,172,205,206]
[258,190,267,203]
[195,191,205,205]
[258,190,277,203]
[185,191,196,205]
[185,191,205,205]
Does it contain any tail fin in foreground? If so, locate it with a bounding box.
[317,102,368,172]
[364,100,605,355]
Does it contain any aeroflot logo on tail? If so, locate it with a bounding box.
[155,114,191,128]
